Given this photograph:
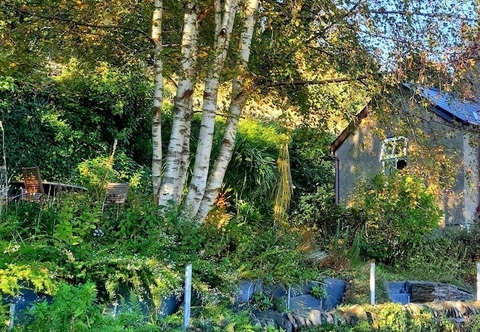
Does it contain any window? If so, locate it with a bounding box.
[380,137,408,175]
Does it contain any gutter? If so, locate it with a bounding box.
[477,143,480,223]
[333,155,339,205]
[329,143,340,205]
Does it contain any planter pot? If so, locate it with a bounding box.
[290,281,322,297]
[322,278,346,311]
[263,284,288,312]
[158,293,182,318]
[235,280,262,304]
[386,281,410,304]
[2,288,53,326]
[289,294,322,311]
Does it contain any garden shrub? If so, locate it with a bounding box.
[25,282,160,331]
[351,173,442,265]
[401,229,472,285]
[443,224,480,263]
[290,187,366,250]
[289,126,335,202]
[0,64,152,182]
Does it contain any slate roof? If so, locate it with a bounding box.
[330,85,480,154]
[410,85,480,126]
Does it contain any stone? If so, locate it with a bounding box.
[443,301,473,318]
[338,304,367,324]
[253,310,284,327]
[306,309,323,325]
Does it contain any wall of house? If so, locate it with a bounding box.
[421,111,476,227]
[335,116,382,204]
[462,133,479,228]
[334,108,478,227]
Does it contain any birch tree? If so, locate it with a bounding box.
[151,0,163,197]
[1,0,478,224]
[156,0,260,223]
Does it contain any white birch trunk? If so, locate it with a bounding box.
[214,0,222,47]
[158,2,198,207]
[174,121,191,204]
[151,0,163,197]
[184,0,238,218]
[195,0,259,223]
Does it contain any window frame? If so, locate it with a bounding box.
[380,136,408,175]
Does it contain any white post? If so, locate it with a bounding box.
[370,262,376,305]
[183,264,192,331]
[8,303,15,330]
[477,262,480,301]
[287,287,291,310]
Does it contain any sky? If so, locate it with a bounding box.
[352,0,478,70]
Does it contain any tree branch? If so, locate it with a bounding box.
[260,76,369,88]
[4,2,155,44]
[368,10,477,22]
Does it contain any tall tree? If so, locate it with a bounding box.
[151,0,163,197]
[1,0,477,223]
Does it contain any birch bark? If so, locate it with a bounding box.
[184,0,238,218]
[151,0,163,197]
[158,2,198,207]
[195,0,259,223]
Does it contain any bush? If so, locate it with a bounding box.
[0,64,152,182]
[25,282,160,331]
[290,187,366,249]
[351,173,442,265]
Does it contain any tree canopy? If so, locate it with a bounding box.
[1,0,478,222]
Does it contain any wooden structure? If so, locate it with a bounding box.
[103,182,129,212]
[22,166,45,200]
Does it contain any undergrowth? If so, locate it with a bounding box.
[1,168,480,330]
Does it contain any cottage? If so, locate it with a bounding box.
[330,86,480,227]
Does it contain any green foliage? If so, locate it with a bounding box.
[104,194,161,243]
[439,225,480,264]
[0,263,57,296]
[251,291,274,311]
[25,282,160,331]
[289,126,335,200]
[366,303,446,332]
[309,284,327,300]
[54,62,152,163]
[0,303,9,332]
[290,186,366,260]
[0,65,152,182]
[52,194,100,245]
[221,119,286,216]
[225,220,318,285]
[351,173,442,264]
[227,136,278,207]
[0,201,56,242]
[401,230,470,285]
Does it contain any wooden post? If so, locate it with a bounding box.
[370,262,376,305]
